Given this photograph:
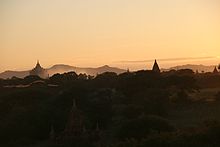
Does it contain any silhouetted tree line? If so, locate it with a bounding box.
[0,69,220,147]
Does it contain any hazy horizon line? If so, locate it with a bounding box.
[1,56,219,73]
[116,56,218,63]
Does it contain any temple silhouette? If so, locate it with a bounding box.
[50,100,102,146]
[213,66,219,74]
[29,60,48,78]
[28,59,220,80]
[152,59,160,73]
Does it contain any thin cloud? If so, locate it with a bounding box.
[116,56,217,63]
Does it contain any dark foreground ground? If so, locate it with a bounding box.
[1,70,220,147]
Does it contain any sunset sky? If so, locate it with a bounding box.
[1,0,220,72]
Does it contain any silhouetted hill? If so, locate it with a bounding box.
[0,64,126,79]
[168,64,216,73]
[48,64,126,76]
[0,70,29,79]
[47,64,76,76]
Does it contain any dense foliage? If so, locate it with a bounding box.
[0,70,220,147]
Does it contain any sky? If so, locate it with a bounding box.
[0,0,220,72]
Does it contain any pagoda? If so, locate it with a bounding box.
[29,60,48,78]
[213,66,219,74]
[63,99,83,137]
[152,59,160,73]
[50,99,102,146]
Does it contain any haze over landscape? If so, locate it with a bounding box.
[1,0,220,72]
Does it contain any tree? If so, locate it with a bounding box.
[94,72,117,88]
[115,115,174,140]
[23,75,42,84]
[49,71,78,84]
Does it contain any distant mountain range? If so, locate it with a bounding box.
[0,64,126,79]
[0,64,218,79]
[167,64,217,73]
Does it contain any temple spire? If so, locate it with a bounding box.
[35,60,41,68]
[50,125,55,140]
[64,98,83,136]
[72,99,77,109]
[96,122,100,131]
[152,59,160,73]
[213,66,218,74]
[30,60,48,78]
[37,60,40,65]
[83,125,87,133]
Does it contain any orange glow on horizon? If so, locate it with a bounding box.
[0,0,220,72]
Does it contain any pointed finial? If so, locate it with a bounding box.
[72,99,77,108]
[83,125,87,133]
[50,125,55,140]
[96,122,100,131]
[213,66,218,73]
[152,59,160,73]
[36,60,41,67]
